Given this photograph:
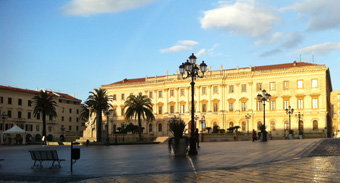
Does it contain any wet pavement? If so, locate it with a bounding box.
[1,139,340,182]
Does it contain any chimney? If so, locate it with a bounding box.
[293,61,297,66]
[73,93,75,97]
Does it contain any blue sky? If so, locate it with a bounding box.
[1,0,340,102]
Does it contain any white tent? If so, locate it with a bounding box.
[2,125,26,144]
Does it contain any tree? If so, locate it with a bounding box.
[32,90,57,142]
[124,95,155,140]
[80,102,90,122]
[86,88,111,142]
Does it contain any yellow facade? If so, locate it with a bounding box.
[331,91,340,132]
[0,86,84,141]
[101,61,333,138]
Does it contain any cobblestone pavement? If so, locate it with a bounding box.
[2,139,340,182]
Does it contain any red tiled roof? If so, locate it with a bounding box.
[110,61,319,85]
[0,85,79,101]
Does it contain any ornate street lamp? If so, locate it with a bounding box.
[245,113,251,135]
[295,112,304,138]
[179,53,207,155]
[1,112,8,144]
[285,106,294,139]
[104,108,113,146]
[257,89,271,141]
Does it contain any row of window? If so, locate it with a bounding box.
[0,110,79,122]
[0,123,80,132]
[58,99,80,105]
[0,97,32,106]
[61,107,79,114]
[110,79,319,101]
[226,120,319,131]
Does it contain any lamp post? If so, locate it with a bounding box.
[200,115,205,142]
[295,112,304,138]
[245,113,251,135]
[257,89,271,141]
[285,106,294,139]
[104,109,113,145]
[1,112,8,144]
[179,53,207,155]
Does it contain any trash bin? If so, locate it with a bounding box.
[71,148,80,160]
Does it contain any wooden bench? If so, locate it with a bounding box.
[29,150,65,169]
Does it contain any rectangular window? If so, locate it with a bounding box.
[0,96,3,103]
[37,113,40,120]
[69,117,72,122]
[213,103,218,112]
[121,108,125,115]
[36,125,40,132]
[62,116,64,122]
[270,101,275,110]
[270,82,276,90]
[213,86,218,94]
[77,109,79,114]
[283,81,289,90]
[62,107,64,113]
[180,105,185,113]
[76,118,79,122]
[298,80,303,89]
[180,89,185,96]
[8,97,12,104]
[26,125,33,131]
[159,91,163,98]
[28,100,32,106]
[139,92,142,96]
[8,110,12,118]
[69,126,72,131]
[284,100,289,110]
[170,106,174,114]
[18,111,22,118]
[257,83,262,91]
[158,106,162,114]
[313,98,318,109]
[122,94,125,100]
[69,108,72,113]
[28,112,31,119]
[202,104,207,113]
[170,90,174,97]
[113,94,116,100]
[229,103,234,112]
[241,102,246,111]
[18,99,22,105]
[257,101,262,111]
[298,99,304,109]
[202,87,207,94]
[312,79,318,88]
[149,92,152,98]
[242,84,246,92]
[76,126,79,131]
[229,85,234,93]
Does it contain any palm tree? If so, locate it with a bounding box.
[80,102,90,122]
[124,95,155,140]
[32,90,57,142]
[86,88,111,142]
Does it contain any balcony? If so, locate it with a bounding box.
[15,118,26,122]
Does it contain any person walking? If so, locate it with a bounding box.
[252,129,257,142]
[195,128,200,148]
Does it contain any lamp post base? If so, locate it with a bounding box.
[261,130,267,142]
[188,136,198,155]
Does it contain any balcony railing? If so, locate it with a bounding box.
[15,118,26,122]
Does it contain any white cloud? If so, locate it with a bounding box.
[259,49,282,57]
[255,32,282,46]
[200,1,281,37]
[62,0,156,16]
[160,40,198,53]
[196,49,206,57]
[281,0,340,31]
[282,32,303,48]
[290,42,340,55]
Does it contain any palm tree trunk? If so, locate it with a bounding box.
[97,110,102,142]
[42,111,46,143]
[138,112,142,140]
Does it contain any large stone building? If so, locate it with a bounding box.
[101,61,333,138]
[0,85,84,143]
[331,91,340,133]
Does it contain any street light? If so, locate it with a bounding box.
[245,113,251,135]
[295,112,304,138]
[257,89,271,141]
[285,106,294,139]
[200,115,205,142]
[179,53,207,155]
[104,108,113,145]
[1,112,8,144]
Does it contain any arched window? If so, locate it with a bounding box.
[270,121,276,131]
[149,124,152,132]
[313,120,318,130]
[229,122,234,128]
[158,123,162,132]
[257,121,262,131]
[242,121,246,132]
[284,121,289,130]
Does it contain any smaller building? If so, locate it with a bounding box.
[0,85,84,143]
[331,91,340,132]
